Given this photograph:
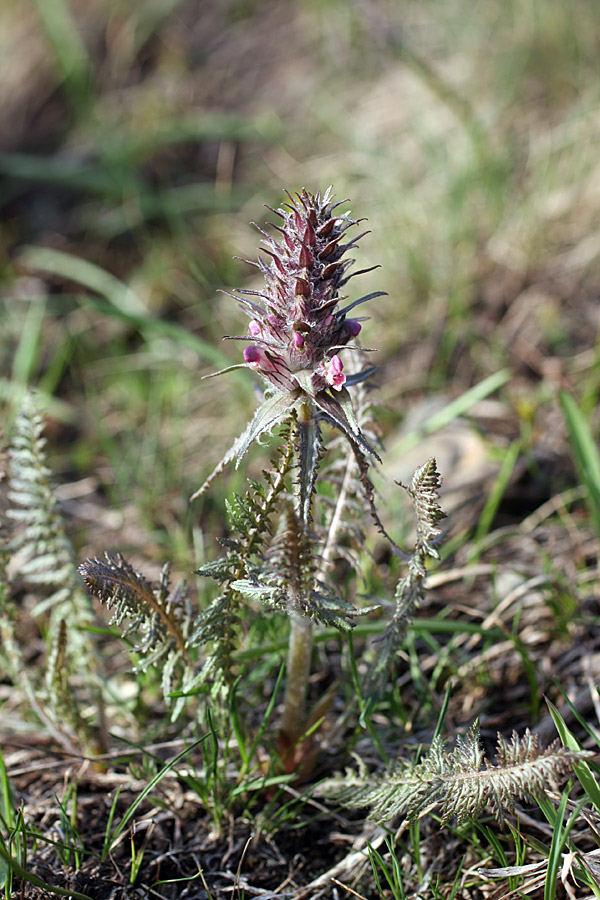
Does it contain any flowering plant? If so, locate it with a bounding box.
[81,188,443,762]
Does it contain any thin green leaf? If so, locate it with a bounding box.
[560,391,600,536]
[32,0,91,109]
[0,750,14,834]
[546,697,600,815]
[0,842,92,900]
[20,246,147,315]
[295,415,322,525]
[472,439,521,547]
[243,663,285,777]
[392,369,512,456]
[545,788,582,900]
[235,391,300,465]
[106,739,205,852]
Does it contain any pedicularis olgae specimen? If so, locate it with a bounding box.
[81,188,442,755]
[194,187,387,747]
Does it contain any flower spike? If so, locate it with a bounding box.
[193,188,386,499]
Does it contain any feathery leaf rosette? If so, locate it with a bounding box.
[192,187,385,500]
[317,722,594,826]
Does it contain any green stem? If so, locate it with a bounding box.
[281,611,313,743]
[0,842,93,900]
[280,400,314,745]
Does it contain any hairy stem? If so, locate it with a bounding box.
[281,610,313,743]
[281,400,314,746]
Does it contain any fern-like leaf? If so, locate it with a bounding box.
[3,392,106,753]
[191,421,296,696]
[232,504,363,630]
[312,366,383,574]
[8,393,95,635]
[79,553,191,716]
[295,414,324,527]
[190,390,303,500]
[318,723,593,826]
[369,458,446,688]
[409,457,447,560]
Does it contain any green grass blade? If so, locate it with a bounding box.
[367,838,405,900]
[544,786,570,900]
[472,439,521,546]
[230,774,293,799]
[242,662,285,778]
[150,868,206,895]
[554,680,600,744]
[0,749,14,895]
[32,0,91,112]
[106,739,205,853]
[560,391,600,536]
[432,681,452,742]
[19,246,147,316]
[101,112,282,166]
[0,153,140,198]
[348,635,389,763]
[229,677,250,769]
[18,246,238,371]
[546,697,600,814]
[545,790,586,900]
[101,787,123,860]
[11,298,47,388]
[0,841,92,900]
[0,749,14,834]
[367,842,386,896]
[234,617,505,660]
[392,369,512,456]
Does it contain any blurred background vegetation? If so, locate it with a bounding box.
[2,0,600,574]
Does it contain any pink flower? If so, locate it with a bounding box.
[243,346,266,367]
[323,355,346,391]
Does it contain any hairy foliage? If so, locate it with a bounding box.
[294,357,387,630]
[78,553,193,717]
[295,412,324,527]
[369,458,446,689]
[232,504,363,631]
[2,392,104,753]
[191,422,298,697]
[317,722,593,826]
[78,407,383,713]
[7,394,94,630]
[81,421,299,712]
[45,618,100,752]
